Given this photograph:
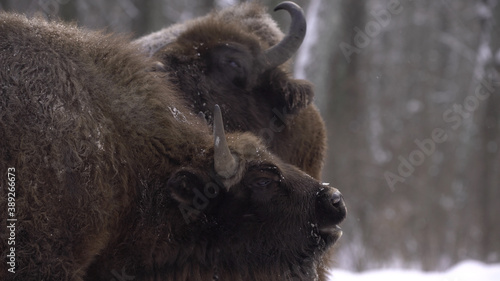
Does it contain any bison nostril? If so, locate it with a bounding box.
[331,191,342,205]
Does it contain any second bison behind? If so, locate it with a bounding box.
[135,1,328,180]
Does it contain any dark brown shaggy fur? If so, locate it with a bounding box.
[0,12,345,281]
[134,2,327,180]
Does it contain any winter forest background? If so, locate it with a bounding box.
[1,0,499,273]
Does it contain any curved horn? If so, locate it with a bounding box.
[213,105,238,179]
[263,1,306,69]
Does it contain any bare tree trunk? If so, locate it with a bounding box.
[479,0,500,264]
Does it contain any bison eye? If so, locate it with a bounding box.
[227,60,241,69]
[245,165,282,191]
[207,44,250,88]
[245,169,281,202]
[252,177,273,188]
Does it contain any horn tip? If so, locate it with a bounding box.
[213,104,222,134]
[212,104,239,179]
[214,104,222,120]
[274,1,303,13]
[264,1,306,68]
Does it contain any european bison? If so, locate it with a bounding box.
[134,1,327,180]
[0,11,345,281]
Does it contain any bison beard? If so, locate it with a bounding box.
[134,1,327,180]
[0,9,345,281]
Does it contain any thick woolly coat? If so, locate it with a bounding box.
[0,12,345,281]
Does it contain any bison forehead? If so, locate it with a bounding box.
[212,2,284,46]
[226,132,272,161]
[133,2,284,57]
[174,20,264,55]
[209,132,273,188]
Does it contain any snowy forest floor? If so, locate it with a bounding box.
[328,260,500,281]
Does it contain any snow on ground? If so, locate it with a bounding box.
[328,260,500,281]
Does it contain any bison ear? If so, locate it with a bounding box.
[167,170,204,205]
[270,74,314,114]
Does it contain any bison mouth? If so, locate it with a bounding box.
[315,186,347,246]
[318,224,343,245]
[308,222,343,253]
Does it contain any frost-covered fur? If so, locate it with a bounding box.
[0,11,345,281]
[134,2,283,57]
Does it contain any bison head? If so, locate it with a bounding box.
[161,105,346,280]
[145,2,314,132]
[134,1,327,180]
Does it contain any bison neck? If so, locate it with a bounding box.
[87,233,321,281]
